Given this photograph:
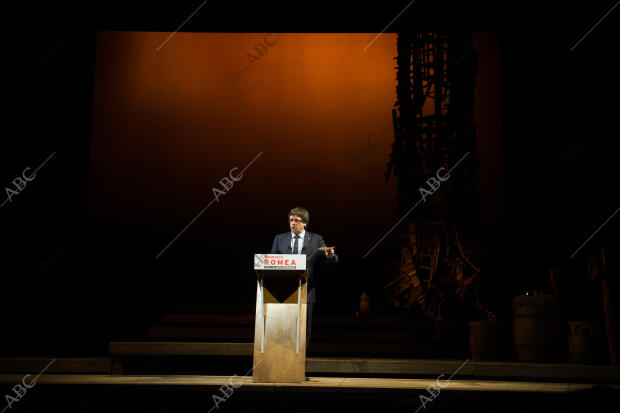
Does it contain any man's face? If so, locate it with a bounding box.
[289,215,307,235]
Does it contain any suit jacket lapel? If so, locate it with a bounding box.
[301,232,311,253]
[284,233,292,253]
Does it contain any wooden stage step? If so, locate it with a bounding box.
[147,326,444,342]
[107,342,620,381]
[0,374,617,393]
[307,357,620,381]
[0,357,112,374]
[145,314,468,357]
[111,340,451,357]
[110,341,252,356]
[158,314,453,328]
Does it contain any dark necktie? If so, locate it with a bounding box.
[293,234,300,254]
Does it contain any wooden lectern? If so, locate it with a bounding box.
[252,254,308,383]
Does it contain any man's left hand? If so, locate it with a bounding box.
[325,248,335,258]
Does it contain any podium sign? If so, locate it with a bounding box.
[252,253,307,383]
[254,254,307,270]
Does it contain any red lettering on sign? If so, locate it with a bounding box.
[291,260,296,265]
[285,260,289,265]
[277,260,283,265]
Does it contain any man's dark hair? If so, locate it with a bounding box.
[288,207,309,224]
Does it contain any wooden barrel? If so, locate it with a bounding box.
[469,321,497,361]
[513,293,559,362]
[568,320,599,364]
[359,292,371,316]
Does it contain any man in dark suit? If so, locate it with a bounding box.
[270,207,337,348]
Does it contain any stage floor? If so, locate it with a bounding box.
[1,373,618,393]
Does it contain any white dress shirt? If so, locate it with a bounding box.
[290,230,305,254]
